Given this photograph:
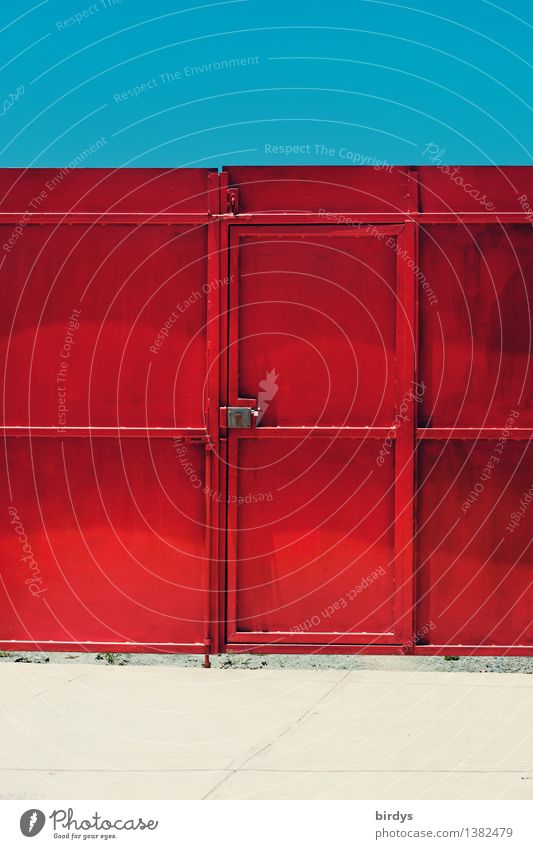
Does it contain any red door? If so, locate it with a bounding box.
[0,169,214,653]
[224,224,416,650]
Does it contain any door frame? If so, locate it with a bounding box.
[220,221,417,651]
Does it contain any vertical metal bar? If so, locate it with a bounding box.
[225,438,239,639]
[218,170,230,652]
[206,170,221,441]
[227,228,241,407]
[219,170,230,415]
[411,217,421,651]
[394,221,417,651]
[217,437,227,652]
[201,170,222,667]
[224,224,241,642]
[202,442,213,668]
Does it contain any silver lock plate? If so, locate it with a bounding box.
[227,407,252,428]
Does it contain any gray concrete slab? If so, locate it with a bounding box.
[207,769,533,800]
[0,663,530,800]
[0,769,228,801]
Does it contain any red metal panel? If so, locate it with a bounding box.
[0,168,214,214]
[0,168,213,653]
[227,437,398,644]
[416,440,533,648]
[417,166,533,213]
[231,225,400,427]
[418,224,533,428]
[222,166,411,213]
[1,437,207,649]
[415,212,532,654]
[0,224,208,429]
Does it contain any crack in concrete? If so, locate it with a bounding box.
[202,671,352,799]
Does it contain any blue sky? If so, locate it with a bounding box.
[1,0,531,166]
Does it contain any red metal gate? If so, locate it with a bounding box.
[0,167,531,657]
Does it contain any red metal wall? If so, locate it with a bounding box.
[0,166,531,656]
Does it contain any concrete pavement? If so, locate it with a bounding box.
[0,663,531,800]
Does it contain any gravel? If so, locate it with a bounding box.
[0,651,531,673]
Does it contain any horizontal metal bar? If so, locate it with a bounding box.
[226,643,405,655]
[227,631,399,645]
[230,213,532,225]
[417,427,532,441]
[0,641,205,654]
[0,426,209,439]
[1,212,529,226]
[414,645,533,656]
[0,213,209,225]
[416,213,533,224]
[229,214,406,224]
[235,426,396,439]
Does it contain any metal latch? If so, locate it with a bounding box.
[227,407,253,428]
[227,188,239,215]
